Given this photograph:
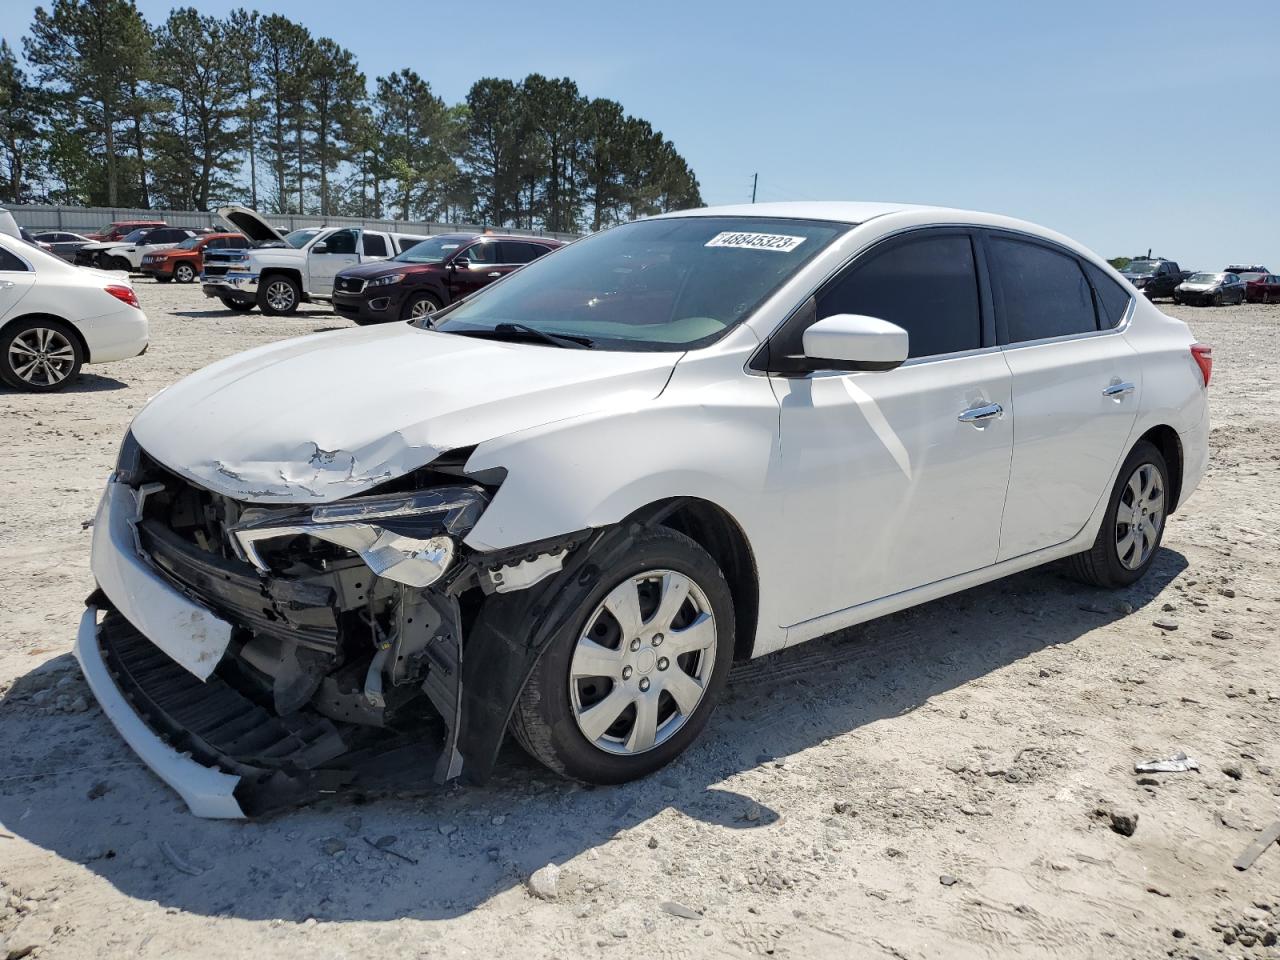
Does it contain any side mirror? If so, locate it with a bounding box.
[450,257,470,270]
[801,314,909,372]
[312,241,328,254]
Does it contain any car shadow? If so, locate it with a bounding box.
[0,549,1187,922]
[0,372,128,394]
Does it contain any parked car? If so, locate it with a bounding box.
[139,232,248,284]
[1120,258,1183,299]
[76,201,1210,818]
[0,232,148,391]
[1173,272,1247,306]
[1244,273,1280,303]
[1225,263,1270,276]
[75,228,151,268]
[200,206,427,314]
[86,219,167,242]
[332,233,563,324]
[33,231,94,262]
[99,226,209,272]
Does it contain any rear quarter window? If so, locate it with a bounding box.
[1083,262,1133,328]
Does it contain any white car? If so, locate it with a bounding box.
[0,233,148,391]
[78,201,1209,817]
[100,226,205,272]
[199,206,427,314]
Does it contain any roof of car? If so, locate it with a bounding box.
[654,200,951,224]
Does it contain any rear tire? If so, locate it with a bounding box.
[258,275,300,316]
[218,296,255,313]
[154,274,172,284]
[1066,440,1170,589]
[512,526,735,784]
[0,319,84,392]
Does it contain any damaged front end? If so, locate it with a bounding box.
[79,433,586,817]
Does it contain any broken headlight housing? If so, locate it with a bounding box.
[230,485,488,588]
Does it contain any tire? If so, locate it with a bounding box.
[173,262,196,284]
[0,318,84,392]
[1066,440,1170,589]
[400,292,443,324]
[1213,292,1223,307]
[1172,295,1180,305]
[258,274,301,315]
[154,274,172,284]
[218,296,255,313]
[107,255,131,272]
[512,526,735,784]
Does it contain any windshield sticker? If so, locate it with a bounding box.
[705,231,806,253]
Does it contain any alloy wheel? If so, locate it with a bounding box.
[409,297,437,321]
[175,263,195,282]
[8,327,76,388]
[569,569,717,755]
[265,280,296,312]
[1115,463,1164,570]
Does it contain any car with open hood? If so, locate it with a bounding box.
[1172,271,1246,306]
[78,201,1210,818]
[332,233,563,324]
[199,206,426,314]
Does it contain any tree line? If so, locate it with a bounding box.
[0,0,703,233]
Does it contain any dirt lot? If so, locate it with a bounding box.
[1,280,1277,959]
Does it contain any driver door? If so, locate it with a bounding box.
[309,228,361,295]
[769,229,1014,632]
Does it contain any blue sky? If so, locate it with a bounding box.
[8,0,1278,268]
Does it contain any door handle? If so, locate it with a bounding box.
[0,280,13,289]
[486,271,502,278]
[958,402,1003,424]
[1102,381,1135,399]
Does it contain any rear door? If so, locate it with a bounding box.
[985,232,1141,561]
[0,243,37,322]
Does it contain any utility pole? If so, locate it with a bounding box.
[751,173,758,204]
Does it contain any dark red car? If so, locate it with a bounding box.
[332,233,563,325]
[87,219,168,242]
[1244,272,1280,303]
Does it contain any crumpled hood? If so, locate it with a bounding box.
[130,323,681,503]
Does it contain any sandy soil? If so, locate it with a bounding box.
[1,280,1277,959]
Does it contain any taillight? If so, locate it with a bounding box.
[105,285,140,309]
[1191,343,1212,387]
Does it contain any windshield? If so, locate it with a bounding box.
[1124,261,1159,276]
[432,217,844,351]
[394,236,467,264]
[175,236,201,250]
[120,229,149,243]
[284,228,320,249]
[1188,273,1222,283]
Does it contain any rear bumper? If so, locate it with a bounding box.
[76,306,149,364]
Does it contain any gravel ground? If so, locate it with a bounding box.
[1,281,1277,959]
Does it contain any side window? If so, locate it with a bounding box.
[204,237,222,249]
[0,247,29,271]
[157,229,184,243]
[396,236,421,253]
[322,229,358,255]
[362,233,388,257]
[498,241,541,264]
[228,236,248,249]
[1083,261,1132,329]
[463,240,498,264]
[989,237,1098,343]
[816,232,983,359]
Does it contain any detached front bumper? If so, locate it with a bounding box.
[201,271,260,300]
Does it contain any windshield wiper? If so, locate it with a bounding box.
[457,322,593,349]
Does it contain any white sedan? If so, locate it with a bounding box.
[79,201,1209,817]
[0,233,149,391]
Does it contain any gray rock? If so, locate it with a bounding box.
[660,900,701,920]
[320,838,347,856]
[939,874,959,886]
[1222,763,1244,780]
[527,863,560,901]
[1152,618,1178,631]
[1218,587,1236,598]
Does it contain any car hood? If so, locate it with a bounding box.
[1179,282,1216,291]
[215,205,285,245]
[130,323,682,504]
[337,260,439,280]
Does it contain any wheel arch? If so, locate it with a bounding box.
[1,312,92,363]
[258,266,304,290]
[1136,424,1184,512]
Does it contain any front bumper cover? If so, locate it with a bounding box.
[201,271,260,298]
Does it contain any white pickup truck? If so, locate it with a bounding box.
[200,206,427,315]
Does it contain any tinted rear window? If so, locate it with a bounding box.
[1084,262,1132,328]
[990,237,1098,343]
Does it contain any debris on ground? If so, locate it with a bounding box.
[660,901,702,920]
[1095,806,1139,837]
[527,863,560,901]
[158,840,203,876]
[1135,751,1200,774]
[1232,822,1280,872]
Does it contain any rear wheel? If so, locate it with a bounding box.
[1066,440,1169,588]
[258,275,300,315]
[154,274,172,283]
[512,526,735,784]
[173,262,196,284]
[0,319,83,392]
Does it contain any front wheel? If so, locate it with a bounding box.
[173,262,196,284]
[401,292,443,324]
[512,526,735,784]
[258,275,300,315]
[1213,292,1223,307]
[0,319,84,392]
[1066,440,1169,588]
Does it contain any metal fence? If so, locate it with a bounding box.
[6,203,581,241]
